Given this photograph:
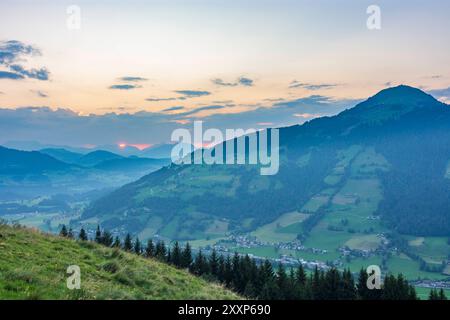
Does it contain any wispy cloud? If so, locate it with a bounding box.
[174,90,211,97]
[263,98,285,102]
[118,76,148,82]
[109,84,142,90]
[211,78,237,87]
[146,90,211,102]
[146,97,183,102]
[10,64,49,81]
[289,81,339,90]
[211,76,254,87]
[162,106,185,112]
[0,40,50,81]
[30,90,48,98]
[0,71,24,80]
[428,87,450,100]
[238,77,253,86]
[178,105,226,117]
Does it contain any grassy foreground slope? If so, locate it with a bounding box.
[0,224,238,300]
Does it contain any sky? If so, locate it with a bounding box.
[1,0,450,148]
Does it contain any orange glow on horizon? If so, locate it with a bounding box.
[118,143,152,150]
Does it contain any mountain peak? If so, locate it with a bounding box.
[367,85,438,106]
[343,85,444,122]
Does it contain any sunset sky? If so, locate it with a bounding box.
[1,0,450,147]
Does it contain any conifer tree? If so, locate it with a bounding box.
[95,225,102,243]
[340,269,357,300]
[223,255,233,286]
[112,236,121,248]
[171,241,182,267]
[155,241,167,260]
[101,231,113,247]
[296,264,307,286]
[438,288,448,300]
[181,242,192,268]
[276,263,288,299]
[123,233,133,251]
[357,268,370,300]
[134,237,142,254]
[217,255,226,282]
[145,239,155,257]
[67,228,74,239]
[59,225,68,237]
[209,249,219,276]
[79,227,88,241]
[429,289,438,300]
[192,250,209,275]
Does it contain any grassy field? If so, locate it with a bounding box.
[0,224,238,300]
[415,287,450,300]
[252,211,309,243]
[386,254,447,281]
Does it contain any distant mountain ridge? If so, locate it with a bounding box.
[0,146,171,199]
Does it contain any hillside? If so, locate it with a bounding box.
[76,150,124,167]
[84,86,450,238]
[0,224,238,300]
[40,148,84,164]
[0,146,71,175]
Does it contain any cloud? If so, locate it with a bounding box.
[109,84,142,90]
[162,106,185,112]
[293,113,322,119]
[238,77,253,86]
[147,90,211,102]
[174,90,211,97]
[0,71,24,80]
[0,40,40,64]
[118,76,148,82]
[213,100,234,104]
[425,75,443,79]
[177,105,226,117]
[428,87,450,100]
[0,95,357,147]
[211,78,237,87]
[289,81,339,90]
[30,90,48,98]
[263,98,285,102]
[0,40,50,81]
[146,97,183,102]
[9,64,50,81]
[211,76,254,87]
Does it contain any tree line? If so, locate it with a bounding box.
[59,225,447,300]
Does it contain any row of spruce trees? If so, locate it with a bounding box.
[59,225,447,300]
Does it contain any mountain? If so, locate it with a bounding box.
[93,157,171,173]
[140,143,194,159]
[0,224,238,299]
[84,86,450,244]
[76,150,124,167]
[0,146,169,200]
[0,146,71,175]
[40,148,84,164]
